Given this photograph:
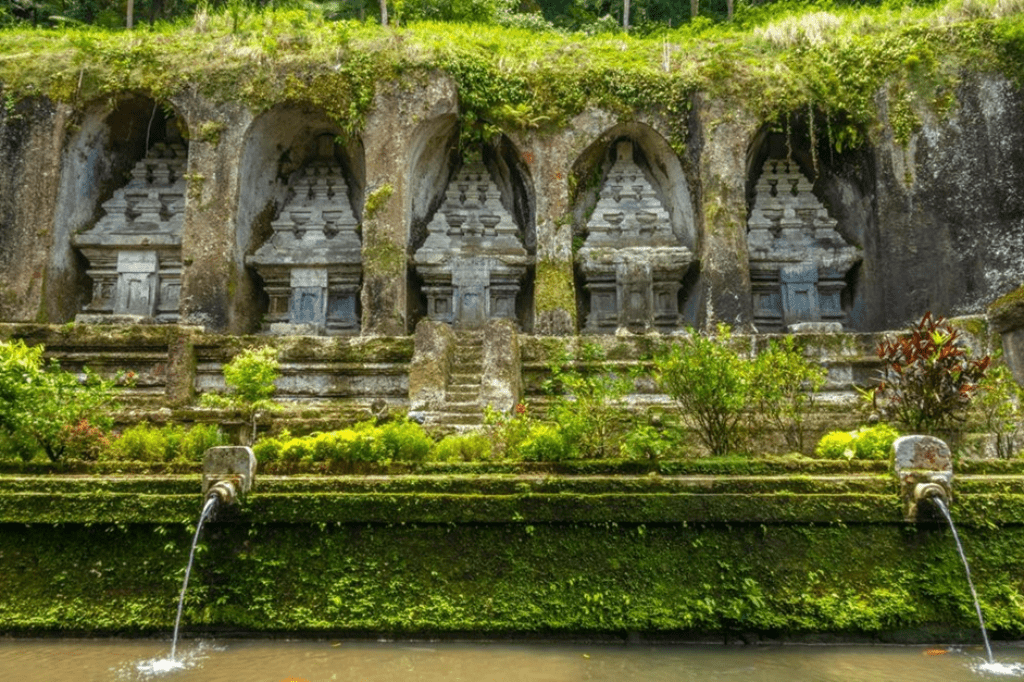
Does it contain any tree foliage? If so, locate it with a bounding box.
[0,339,117,461]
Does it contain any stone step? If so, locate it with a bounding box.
[425,412,486,426]
[442,402,485,416]
[450,372,482,386]
[446,388,480,401]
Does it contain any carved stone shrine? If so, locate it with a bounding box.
[73,134,187,323]
[412,161,529,329]
[576,141,693,334]
[247,139,362,335]
[747,158,862,332]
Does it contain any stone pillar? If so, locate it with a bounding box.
[361,73,458,335]
[175,96,252,332]
[694,97,757,330]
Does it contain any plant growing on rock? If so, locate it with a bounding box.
[870,312,990,432]
[0,339,117,461]
[970,360,1024,459]
[543,343,632,459]
[201,345,281,444]
[750,335,828,454]
[652,326,752,457]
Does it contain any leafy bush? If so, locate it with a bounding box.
[815,430,855,459]
[544,343,632,458]
[201,345,280,444]
[750,336,827,453]
[814,424,899,460]
[484,403,533,459]
[853,424,900,460]
[375,419,433,462]
[434,432,492,461]
[518,423,571,462]
[971,361,1024,459]
[652,326,752,457]
[103,423,226,462]
[58,419,111,461]
[620,423,684,461]
[871,312,990,431]
[0,339,117,461]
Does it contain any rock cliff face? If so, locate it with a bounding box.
[0,71,1021,334]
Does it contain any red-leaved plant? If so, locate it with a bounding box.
[871,312,990,431]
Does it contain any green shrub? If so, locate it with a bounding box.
[518,423,571,462]
[201,345,280,444]
[0,429,44,462]
[620,423,684,461]
[434,432,492,461]
[871,312,990,431]
[971,361,1024,459]
[104,423,226,462]
[0,339,117,461]
[374,419,433,462]
[544,343,632,458]
[253,436,283,463]
[750,336,827,453]
[814,424,900,460]
[815,430,855,459]
[652,326,752,457]
[853,424,900,460]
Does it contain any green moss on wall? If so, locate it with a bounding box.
[533,258,576,321]
[4,519,1024,639]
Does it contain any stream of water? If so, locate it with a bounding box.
[169,495,219,664]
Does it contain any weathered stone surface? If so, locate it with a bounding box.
[0,98,73,323]
[480,318,521,412]
[871,75,1024,329]
[247,136,362,335]
[747,158,862,332]
[408,319,455,411]
[202,445,257,496]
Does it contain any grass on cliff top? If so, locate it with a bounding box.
[0,0,1022,147]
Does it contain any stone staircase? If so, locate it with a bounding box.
[425,331,487,432]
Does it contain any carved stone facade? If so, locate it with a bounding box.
[73,136,187,323]
[412,161,530,329]
[747,158,862,332]
[576,141,694,334]
[247,139,362,335]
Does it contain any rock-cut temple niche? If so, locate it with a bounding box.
[247,138,361,335]
[412,160,530,328]
[576,141,694,334]
[72,126,187,323]
[747,158,862,332]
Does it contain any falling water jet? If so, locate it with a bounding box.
[926,492,993,665]
[169,489,221,661]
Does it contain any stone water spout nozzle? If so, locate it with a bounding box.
[914,481,949,506]
[201,446,257,506]
[206,480,238,506]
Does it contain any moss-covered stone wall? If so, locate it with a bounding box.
[3,471,1024,640]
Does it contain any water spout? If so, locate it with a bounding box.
[930,496,993,665]
[170,493,219,661]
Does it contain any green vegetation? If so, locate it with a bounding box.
[253,418,434,469]
[200,345,280,444]
[101,422,226,463]
[1,1,1023,151]
[0,339,117,462]
[870,312,990,432]
[815,423,900,460]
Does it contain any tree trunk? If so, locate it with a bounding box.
[726,0,733,20]
[379,0,388,26]
[126,0,134,28]
[690,0,698,18]
[623,0,630,29]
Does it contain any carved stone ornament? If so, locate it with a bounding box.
[576,141,693,334]
[747,158,862,332]
[412,160,530,329]
[73,134,187,324]
[247,138,362,336]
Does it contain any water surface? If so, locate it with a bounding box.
[1,639,1020,681]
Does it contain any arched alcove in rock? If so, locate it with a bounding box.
[53,94,187,324]
[408,121,536,331]
[236,105,365,334]
[571,123,697,334]
[745,115,874,332]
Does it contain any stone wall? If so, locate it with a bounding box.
[0,74,1022,334]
